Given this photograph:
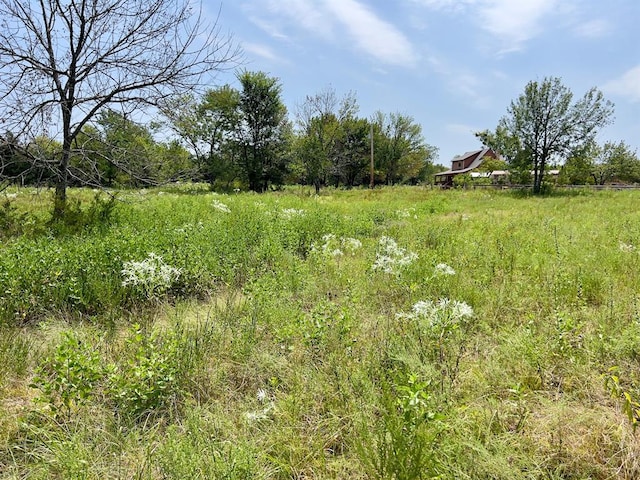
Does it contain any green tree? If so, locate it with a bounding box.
[162,86,242,188]
[560,142,596,185]
[95,110,158,187]
[476,156,508,173]
[373,111,438,185]
[236,71,290,192]
[475,126,531,184]
[294,87,358,193]
[592,141,640,185]
[481,77,614,193]
[153,140,193,184]
[332,117,371,188]
[0,0,238,217]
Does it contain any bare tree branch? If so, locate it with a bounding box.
[0,0,241,215]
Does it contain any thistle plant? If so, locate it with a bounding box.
[244,388,276,423]
[434,263,456,276]
[211,199,231,213]
[372,236,418,274]
[121,252,181,299]
[311,234,362,258]
[280,208,305,219]
[398,298,476,391]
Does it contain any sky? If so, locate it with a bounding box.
[205,0,639,166]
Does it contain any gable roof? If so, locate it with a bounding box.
[434,147,493,177]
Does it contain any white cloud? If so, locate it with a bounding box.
[411,0,477,13]
[324,0,417,66]
[247,17,289,41]
[604,66,640,103]
[414,0,562,53]
[242,42,287,63]
[244,0,416,67]
[477,0,559,53]
[572,19,612,39]
[253,0,334,39]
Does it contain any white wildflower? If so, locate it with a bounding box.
[245,390,275,423]
[451,300,474,319]
[121,253,181,297]
[411,300,437,318]
[212,199,231,213]
[434,263,456,276]
[257,388,269,403]
[619,242,636,252]
[373,236,418,274]
[281,208,305,219]
[398,298,474,329]
[311,234,363,258]
[396,207,417,219]
[342,237,362,253]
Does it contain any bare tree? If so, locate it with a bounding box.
[0,0,240,216]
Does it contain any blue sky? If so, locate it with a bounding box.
[207,0,639,166]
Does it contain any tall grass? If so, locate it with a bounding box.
[2,186,640,478]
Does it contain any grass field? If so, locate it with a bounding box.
[1,185,640,479]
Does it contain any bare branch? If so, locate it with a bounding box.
[0,0,241,212]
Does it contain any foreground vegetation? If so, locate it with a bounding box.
[1,185,640,479]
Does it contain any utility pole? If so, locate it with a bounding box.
[369,123,374,189]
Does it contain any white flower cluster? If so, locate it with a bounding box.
[311,234,362,257]
[245,388,275,423]
[398,298,474,329]
[372,236,418,274]
[619,242,636,252]
[396,207,417,219]
[121,253,181,295]
[281,208,306,219]
[434,263,456,276]
[212,199,231,213]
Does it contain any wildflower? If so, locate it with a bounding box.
[434,263,456,276]
[256,388,268,403]
[451,300,474,319]
[373,236,418,274]
[342,237,362,253]
[244,389,275,423]
[281,208,305,219]
[619,242,636,252]
[398,298,474,328]
[121,253,181,297]
[212,199,231,213]
[396,207,417,219]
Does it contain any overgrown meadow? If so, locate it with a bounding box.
[1,185,640,479]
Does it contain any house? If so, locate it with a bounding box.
[434,147,502,187]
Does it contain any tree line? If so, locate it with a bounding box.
[0,70,440,194]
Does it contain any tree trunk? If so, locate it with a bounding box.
[53,142,71,219]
